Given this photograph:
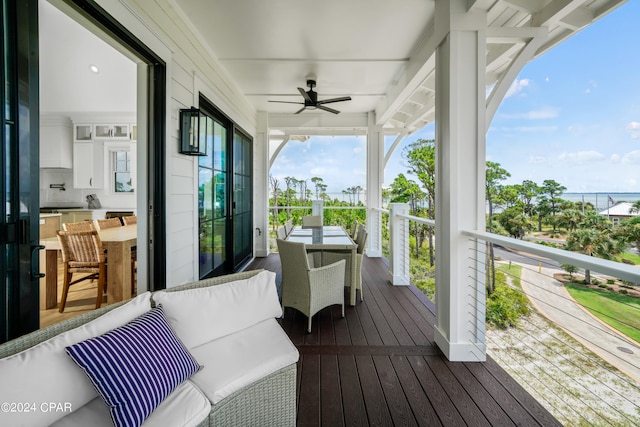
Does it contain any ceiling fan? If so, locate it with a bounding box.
[269,79,352,114]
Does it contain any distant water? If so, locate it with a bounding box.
[563,193,640,212]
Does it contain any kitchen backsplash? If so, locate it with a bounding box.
[40,169,136,208]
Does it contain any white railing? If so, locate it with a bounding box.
[381,205,640,424]
[464,232,640,425]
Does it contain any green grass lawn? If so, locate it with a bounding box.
[617,251,640,265]
[565,284,640,343]
[497,262,522,289]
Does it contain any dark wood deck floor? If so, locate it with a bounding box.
[247,254,561,427]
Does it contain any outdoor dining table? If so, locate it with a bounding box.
[285,225,359,306]
[39,224,137,309]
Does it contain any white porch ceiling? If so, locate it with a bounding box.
[175,0,626,135]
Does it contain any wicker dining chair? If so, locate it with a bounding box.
[121,215,137,225]
[284,220,293,236]
[123,216,139,295]
[276,226,287,240]
[354,224,368,300]
[96,217,137,295]
[62,221,95,231]
[301,215,322,227]
[351,220,359,240]
[277,239,345,333]
[56,230,106,313]
[94,217,123,230]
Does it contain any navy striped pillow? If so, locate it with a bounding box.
[66,305,201,427]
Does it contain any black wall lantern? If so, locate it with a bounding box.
[179,107,207,156]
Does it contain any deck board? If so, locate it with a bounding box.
[247,253,561,426]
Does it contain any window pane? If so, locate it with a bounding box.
[199,168,213,220]
[213,218,226,269]
[115,172,133,192]
[213,121,226,171]
[199,220,213,274]
[214,172,226,218]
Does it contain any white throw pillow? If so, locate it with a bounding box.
[152,271,282,349]
[0,292,151,427]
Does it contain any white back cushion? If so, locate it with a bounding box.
[0,292,151,427]
[152,271,282,349]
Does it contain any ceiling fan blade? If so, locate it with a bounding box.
[298,87,313,103]
[317,96,352,105]
[268,100,304,104]
[317,105,340,114]
[294,106,307,114]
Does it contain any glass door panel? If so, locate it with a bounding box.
[198,113,228,278]
[232,130,252,268]
[2,0,41,343]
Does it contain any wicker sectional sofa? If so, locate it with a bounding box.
[0,269,298,427]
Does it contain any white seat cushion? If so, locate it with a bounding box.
[50,380,210,427]
[0,292,151,427]
[189,318,299,404]
[153,271,282,349]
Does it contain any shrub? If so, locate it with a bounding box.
[619,289,629,295]
[597,284,607,289]
[592,279,600,285]
[486,271,530,329]
[607,279,615,284]
[561,264,578,278]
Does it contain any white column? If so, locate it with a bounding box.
[389,203,410,286]
[311,200,324,223]
[433,0,487,362]
[366,112,383,257]
[254,112,269,257]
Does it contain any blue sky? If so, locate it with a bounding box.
[271,1,639,196]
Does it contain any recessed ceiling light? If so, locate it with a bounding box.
[89,64,100,74]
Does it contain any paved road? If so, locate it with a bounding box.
[494,245,561,269]
[518,264,640,383]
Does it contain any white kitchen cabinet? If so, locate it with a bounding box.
[73,141,104,189]
[73,123,93,142]
[40,115,73,168]
[94,124,130,140]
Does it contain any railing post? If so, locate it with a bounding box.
[389,203,410,286]
[311,200,324,223]
[366,208,382,257]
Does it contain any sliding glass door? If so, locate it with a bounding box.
[198,97,252,278]
[233,130,252,267]
[1,0,41,343]
[199,114,228,277]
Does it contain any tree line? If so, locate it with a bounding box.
[268,175,366,232]
[386,139,640,289]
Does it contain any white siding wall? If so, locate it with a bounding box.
[96,0,257,287]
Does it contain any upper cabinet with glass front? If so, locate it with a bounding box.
[73,123,93,142]
[73,121,135,142]
[94,124,130,140]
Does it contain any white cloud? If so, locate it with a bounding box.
[529,156,546,164]
[625,121,640,139]
[621,150,640,164]
[557,151,604,164]
[505,78,530,98]
[545,76,550,83]
[497,125,558,133]
[585,88,591,94]
[500,107,559,120]
[610,153,620,162]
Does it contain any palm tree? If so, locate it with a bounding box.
[629,200,640,214]
[556,208,584,232]
[565,228,623,284]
